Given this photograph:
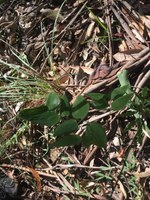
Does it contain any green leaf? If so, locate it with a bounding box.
[31,111,59,126]
[124,121,136,132]
[0,0,6,4]
[117,70,132,94]
[111,85,129,100]
[87,93,105,101]
[52,135,81,147]
[141,87,149,98]
[82,122,107,148]
[19,105,59,126]
[111,94,132,111]
[54,119,78,136]
[46,92,60,110]
[72,96,89,120]
[117,70,130,86]
[90,100,108,110]
[19,105,48,120]
[60,95,71,117]
[87,93,108,109]
[142,121,150,138]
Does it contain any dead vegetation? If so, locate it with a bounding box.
[0,0,150,199]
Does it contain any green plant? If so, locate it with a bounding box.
[0,52,54,103]
[19,70,150,148]
[121,153,143,199]
[0,48,58,156]
[19,91,107,148]
[0,122,29,156]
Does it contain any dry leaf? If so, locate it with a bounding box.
[133,168,150,179]
[82,21,95,42]
[50,148,61,163]
[28,167,41,192]
[132,29,145,43]
[113,49,141,62]
[69,65,94,75]
[85,55,96,67]
[40,8,64,22]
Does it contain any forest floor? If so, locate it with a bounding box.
[0,0,150,199]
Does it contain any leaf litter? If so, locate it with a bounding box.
[0,0,150,199]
